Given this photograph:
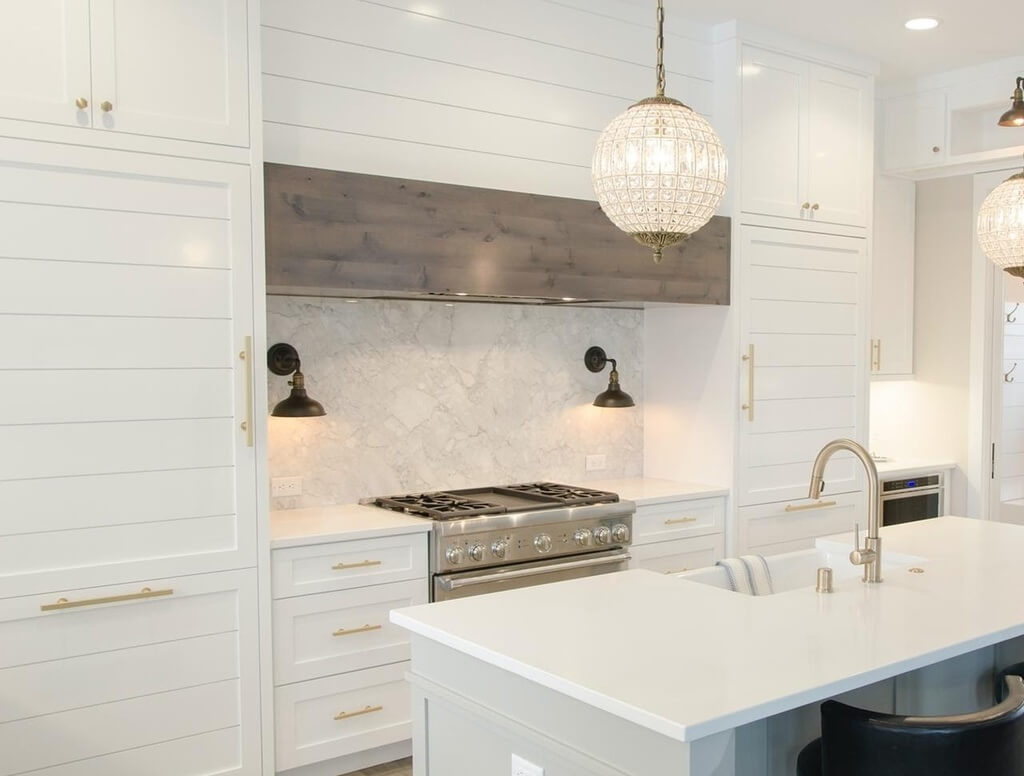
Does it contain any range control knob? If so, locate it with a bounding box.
[611,523,630,544]
[445,545,466,565]
[491,539,508,559]
[594,526,612,545]
[573,528,593,547]
[467,543,485,562]
[533,534,553,554]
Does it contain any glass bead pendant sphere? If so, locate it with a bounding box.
[592,95,728,263]
[978,172,1024,278]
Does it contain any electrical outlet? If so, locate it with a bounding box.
[585,454,607,472]
[271,476,303,498]
[511,754,544,776]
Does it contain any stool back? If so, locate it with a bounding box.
[820,675,1024,776]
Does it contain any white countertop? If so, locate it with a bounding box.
[874,458,957,479]
[392,517,1024,743]
[270,503,432,549]
[584,477,729,505]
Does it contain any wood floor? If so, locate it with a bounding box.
[349,758,412,776]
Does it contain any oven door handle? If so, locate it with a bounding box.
[437,552,631,592]
[881,487,944,501]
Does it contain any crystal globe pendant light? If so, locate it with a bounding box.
[978,156,1024,280]
[591,0,728,264]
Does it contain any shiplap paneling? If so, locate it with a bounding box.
[261,0,713,198]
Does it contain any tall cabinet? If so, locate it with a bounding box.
[0,3,268,774]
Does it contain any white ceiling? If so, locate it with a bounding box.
[658,0,1021,79]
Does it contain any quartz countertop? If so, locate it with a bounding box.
[270,503,432,549]
[874,459,957,479]
[392,517,1024,743]
[583,477,728,505]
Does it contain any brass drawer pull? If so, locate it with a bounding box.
[41,586,173,612]
[664,516,698,525]
[332,560,382,571]
[333,623,382,637]
[784,499,837,513]
[741,344,755,421]
[664,568,689,574]
[240,336,254,446]
[334,704,383,721]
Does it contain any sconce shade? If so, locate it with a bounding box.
[998,78,1024,127]
[584,346,636,408]
[267,343,326,418]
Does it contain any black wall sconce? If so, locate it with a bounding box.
[267,343,326,418]
[584,346,635,408]
[999,77,1024,127]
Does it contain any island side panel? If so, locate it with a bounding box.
[406,636,734,776]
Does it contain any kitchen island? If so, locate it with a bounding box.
[391,517,1024,775]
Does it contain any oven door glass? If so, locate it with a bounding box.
[882,489,942,526]
[433,548,630,601]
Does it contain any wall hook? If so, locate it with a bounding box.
[1008,303,1020,323]
[1006,362,1018,383]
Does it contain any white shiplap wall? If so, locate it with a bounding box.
[261,0,713,198]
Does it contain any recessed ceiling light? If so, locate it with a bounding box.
[905,17,940,31]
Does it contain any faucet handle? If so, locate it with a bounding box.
[853,522,861,550]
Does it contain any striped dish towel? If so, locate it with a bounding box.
[716,555,774,596]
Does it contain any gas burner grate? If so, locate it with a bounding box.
[505,482,619,506]
[374,493,505,520]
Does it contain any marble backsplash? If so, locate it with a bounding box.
[267,297,644,509]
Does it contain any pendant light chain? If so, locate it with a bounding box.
[655,0,666,97]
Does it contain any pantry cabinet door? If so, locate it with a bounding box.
[88,0,249,145]
[737,226,868,507]
[740,46,808,221]
[0,0,92,126]
[806,64,871,228]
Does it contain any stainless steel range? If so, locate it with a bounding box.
[369,482,634,601]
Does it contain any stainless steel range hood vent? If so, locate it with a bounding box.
[265,164,731,307]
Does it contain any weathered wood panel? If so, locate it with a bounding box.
[264,164,730,305]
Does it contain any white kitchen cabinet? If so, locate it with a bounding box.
[737,491,865,555]
[882,91,947,172]
[0,0,91,127]
[628,493,727,573]
[629,534,725,575]
[737,226,868,507]
[741,47,871,229]
[0,0,249,146]
[0,137,257,598]
[870,175,916,376]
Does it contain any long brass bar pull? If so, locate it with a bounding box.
[664,517,698,525]
[784,500,837,513]
[40,587,173,612]
[334,705,383,721]
[741,344,755,421]
[332,560,382,571]
[240,336,254,447]
[876,339,882,372]
[333,624,382,637]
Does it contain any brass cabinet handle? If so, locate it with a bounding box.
[41,586,173,612]
[100,100,113,112]
[239,336,254,447]
[334,704,383,721]
[332,560,382,571]
[784,499,837,513]
[333,623,382,637]
[664,516,698,525]
[801,202,811,210]
[75,97,88,109]
[811,203,820,211]
[741,344,755,421]
[932,146,940,153]
[664,568,689,574]
[871,338,882,371]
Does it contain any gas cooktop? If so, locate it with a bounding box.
[371,482,619,520]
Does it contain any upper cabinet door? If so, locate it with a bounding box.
[882,91,947,172]
[0,0,92,126]
[807,64,870,228]
[740,47,808,221]
[88,0,249,146]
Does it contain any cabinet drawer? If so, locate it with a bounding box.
[629,534,725,575]
[272,533,428,599]
[274,579,427,685]
[275,662,412,772]
[738,492,863,555]
[633,497,725,545]
[0,569,259,776]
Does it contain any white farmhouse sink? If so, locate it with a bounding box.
[673,546,927,594]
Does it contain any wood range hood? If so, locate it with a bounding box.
[264,163,731,308]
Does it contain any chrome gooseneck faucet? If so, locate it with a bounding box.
[808,439,882,583]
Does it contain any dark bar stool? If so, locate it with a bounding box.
[796,675,1024,776]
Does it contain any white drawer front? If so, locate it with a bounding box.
[275,662,412,772]
[272,533,428,599]
[0,569,260,776]
[629,535,725,575]
[633,497,725,545]
[738,491,863,555]
[274,579,427,685]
